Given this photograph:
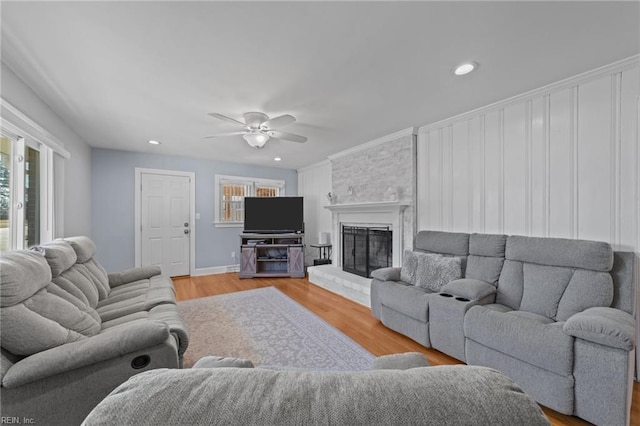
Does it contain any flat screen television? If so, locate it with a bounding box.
[244,196,304,234]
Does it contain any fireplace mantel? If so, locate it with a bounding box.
[325,201,410,214]
[324,201,410,268]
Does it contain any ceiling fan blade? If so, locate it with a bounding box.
[208,113,246,127]
[243,112,269,128]
[270,131,307,143]
[264,114,296,129]
[204,131,246,138]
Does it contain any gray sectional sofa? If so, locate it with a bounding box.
[0,236,189,426]
[371,230,637,426]
[82,353,551,426]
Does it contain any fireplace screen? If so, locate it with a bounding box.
[342,226,392,278]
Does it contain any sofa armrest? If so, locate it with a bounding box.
[108,265,162,287]
[2,321,170,388]
[563,307,637,351]
[372,352,430,370]
[440,279,496,301]
[371,267,402,282]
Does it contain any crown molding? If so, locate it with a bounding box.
[1,98,71,158]
[419,55,640,133]
[297,159,331,173]
[328,127,417,161]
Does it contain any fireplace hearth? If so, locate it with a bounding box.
[342,226,392,278]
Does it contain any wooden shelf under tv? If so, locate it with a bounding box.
[239,233,305,278]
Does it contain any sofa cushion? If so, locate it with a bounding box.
[57,267,100,308]
[1,263,101,356]
[400,250,420,285]
[82,366,551,426]
[40,241,77,277]
[495,260,524,310]
[46,282,101,324]
[64,236,97,263]
[464,306,573,376]
[555,270,613,322]
[414,231,469,256]
[79,260,110,298]
[0,251,51,307]
[465,255,504,285]
[469,233,507,258]
[506,235,613,271]
[62,237,111,300]
[519,263,574,319]
[379,281,431,322]
[507,310,555,325]
[401,251,462,292]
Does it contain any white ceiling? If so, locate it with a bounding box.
[2,1,638,170]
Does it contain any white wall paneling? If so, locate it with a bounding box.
[416,56,640,376]
[297,160,332,265]
[417,56,639,250]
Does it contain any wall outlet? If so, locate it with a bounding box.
[231,251,236,261]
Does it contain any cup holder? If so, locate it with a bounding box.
[439,293,453,298]
[131,355,151,369]
[455,297,470,302]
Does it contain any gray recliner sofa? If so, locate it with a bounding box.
[82,353,551,426]
[371,230,637,426]
[0,236,189,426]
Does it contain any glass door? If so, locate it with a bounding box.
[0,133,49,251]
[0,137,11,251]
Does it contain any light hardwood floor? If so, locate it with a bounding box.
[173,273,639,426]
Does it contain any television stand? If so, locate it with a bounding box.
[239,233,305,278]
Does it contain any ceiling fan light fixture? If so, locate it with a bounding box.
[243,131,269,148]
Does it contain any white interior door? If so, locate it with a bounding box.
[140,172,191,277]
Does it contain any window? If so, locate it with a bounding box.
[0,134,53,251]
[215,175,285,227]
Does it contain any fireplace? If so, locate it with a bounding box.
[342,226,392,278]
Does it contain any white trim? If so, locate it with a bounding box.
[214,174,286,227]
[297,159,331,173]
[40,146,55,243]
[328,127,418,161]
[419,55,640,133]
[215,174,286,188]
[213,222,243,228]
[193,264,240,276]
[134,167,196,276]
[12,137,25,248]
[325,201,409,268]
[324,201,410,213]
[1,98,71,159]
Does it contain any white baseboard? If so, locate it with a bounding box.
[192,264,240,276]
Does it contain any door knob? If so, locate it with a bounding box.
[184,222,189,227]
[184,229,190,234]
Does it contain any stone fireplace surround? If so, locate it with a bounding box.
[307,201,409,307]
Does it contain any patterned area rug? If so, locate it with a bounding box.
[178,287,375,370]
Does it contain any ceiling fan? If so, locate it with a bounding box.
[205,112,308,148]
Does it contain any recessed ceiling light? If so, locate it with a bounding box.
[148,140,161,145]
[453,62,478,76]
[274,157,282,162]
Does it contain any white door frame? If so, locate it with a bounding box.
[134,167,196,275]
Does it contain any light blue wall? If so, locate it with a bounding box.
[92,148,298,272]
